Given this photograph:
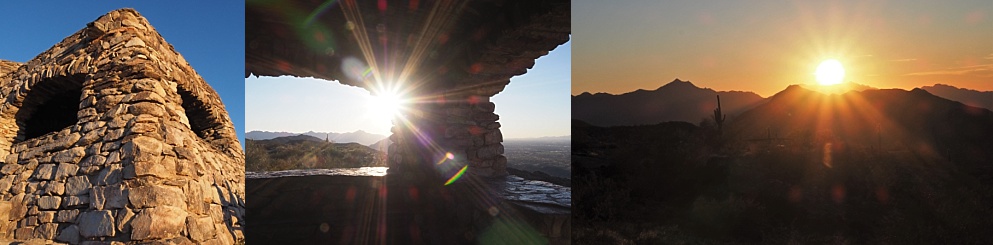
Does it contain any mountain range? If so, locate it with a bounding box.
[572,79,765,126]
[921,84,993,111]
[574,79,993,129]
[246,130,387,145]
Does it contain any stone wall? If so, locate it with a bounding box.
[0,9,244,244]
[247,0,570,180]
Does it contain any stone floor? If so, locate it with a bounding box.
[245,167,571,244]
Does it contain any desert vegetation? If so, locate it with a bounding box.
[245,135,386,172]
[574,110,993,244]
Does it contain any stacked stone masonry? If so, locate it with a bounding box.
[0,9,244,244]
[247,0,569,180]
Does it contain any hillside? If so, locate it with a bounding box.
[572,79,765,126]
[921,83,993,111]
[246,130,387,145]
[574,84,993,244]
[246,134,386,172]
[730,85,993,177]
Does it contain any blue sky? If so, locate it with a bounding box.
[246,41,571,139]
[0,2,246,144]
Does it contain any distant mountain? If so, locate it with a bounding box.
[730,85,993,176]
[798,82,876,94]
[368,138,390,153]
[246,130,387,145]
[246,135,386,172]
[920,84,993,111]
[505,135,571,142]
[573,79,765,126]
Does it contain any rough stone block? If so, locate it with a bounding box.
[186,215,215,242]
[53,147,86,163]
[53,163,78,180]
[95,164,123,186]
[32,164,56,180]
[62,194,90,208]
[54,224,80,244]
[129,185,186,209]
[65,176,92,195]
[0,201,10,221]
[37,196,61,210]
[79,210,115,237]
[131,206,187,240]
[57,209,80,223]
[33,223,58,239]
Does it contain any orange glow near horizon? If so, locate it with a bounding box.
[573,1,993,97]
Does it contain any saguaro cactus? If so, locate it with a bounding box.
[713,95,726,137]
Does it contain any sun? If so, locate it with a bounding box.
[368,90,404,121]
[815,59,845,86]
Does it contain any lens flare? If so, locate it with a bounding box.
[444,165,468,186]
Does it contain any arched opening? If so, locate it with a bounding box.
[14,74,85,143]
[177,86,216,141]
[492,41,571,183]
[243,76,391,172]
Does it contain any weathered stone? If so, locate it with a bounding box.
[37,196,61,210]
[33,223,58,239]
[79,210,115,237]
[32,164,56,180]
[0,9,244,244]
[92,184,127,210]
[116,207,135,235]
[57,209,80,222]
[123,136,163,162]
[54,224,80,244]
[0,163,21,175]
[53,147,86,163]
[186,216,215,242]
[95,164,123,186]
[65,176,92,195]
[39,211,56,223]
[128,102,166,117]
[62,194,90,208]
[129,185,185,209]
[131,206,187,240]
[0,201,10,221]
[132,156,175,179]
[54,163,78,180]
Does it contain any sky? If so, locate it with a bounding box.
[246,41,571,139]
[574,0,993,97]
[0,2,246,144]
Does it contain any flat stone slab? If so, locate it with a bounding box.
[495,175,571,209]
[246,167,388,179]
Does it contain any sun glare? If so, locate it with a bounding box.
[368,90,404,121]
[815,59,845,86]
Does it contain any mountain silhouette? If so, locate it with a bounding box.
[246,130,387,145]
[920,84,993,111]
[573,79,765,126]
[730,85,993,178]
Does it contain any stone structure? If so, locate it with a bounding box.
[247,0,570,179]
[246,0,570,244]
[0,9,244,244]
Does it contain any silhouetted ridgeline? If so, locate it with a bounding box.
[246,130,386,145]
[246,134,386,171]
[921,83,993,111]
[573,84,993,244]
[572,79,765,126]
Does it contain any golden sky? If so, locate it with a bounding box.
[573,0,993,97]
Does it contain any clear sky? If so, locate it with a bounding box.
[574,0,993,97]
[0,2,246,144]
[246,41,571,139]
